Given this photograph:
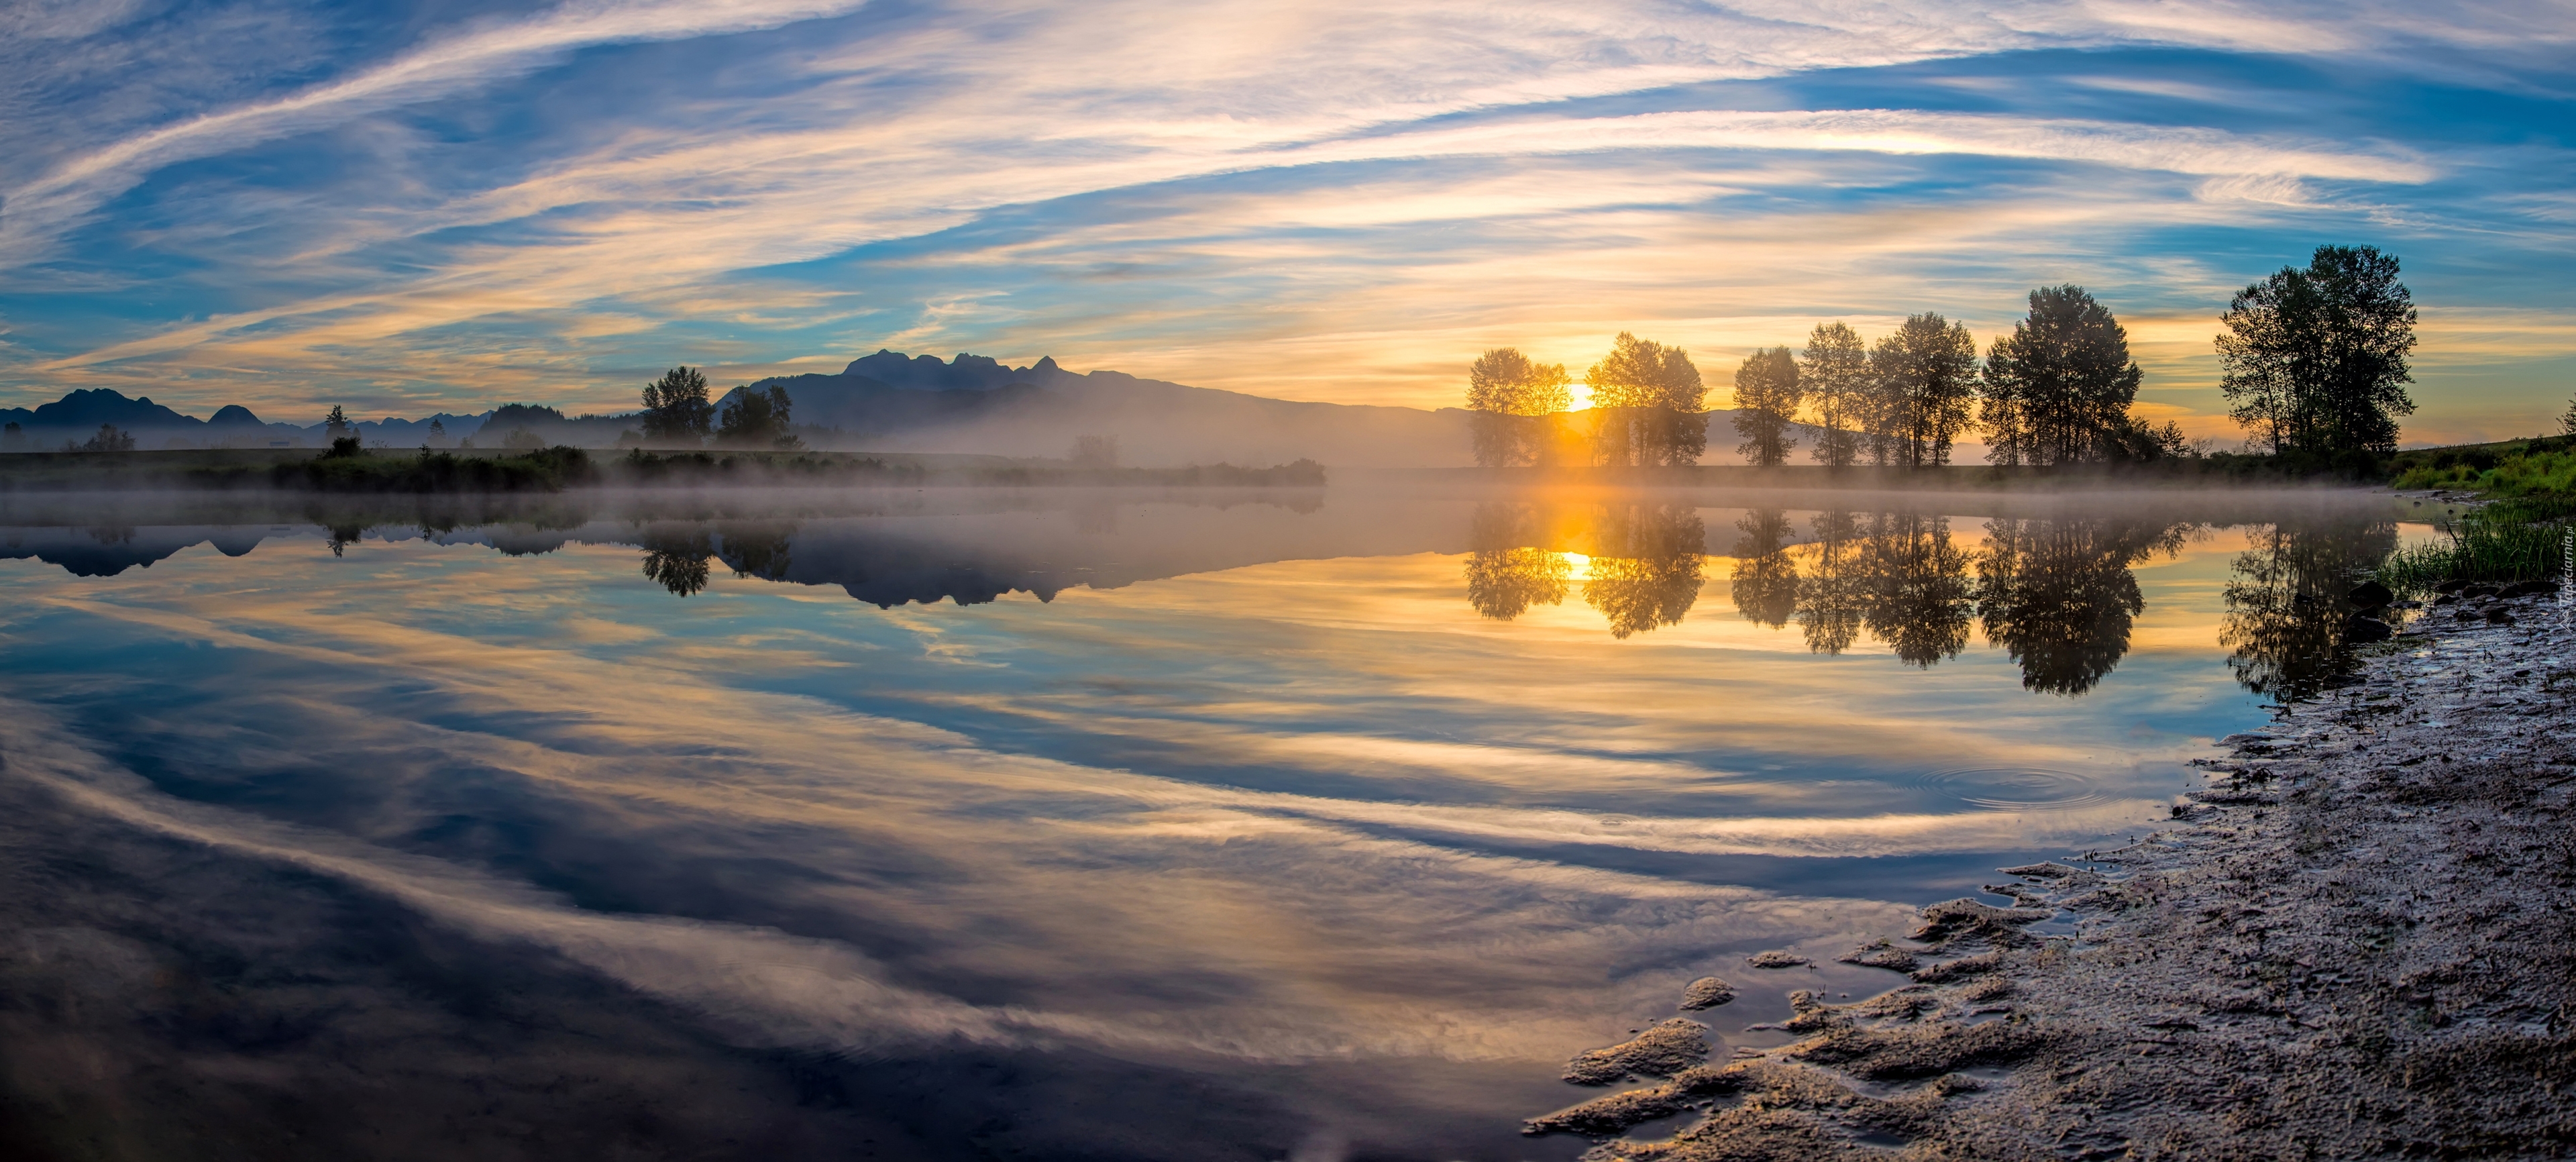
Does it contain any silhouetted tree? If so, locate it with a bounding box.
[1466,348,1573,467]
[639,528,715,596]
[641,366,715,442]
[2218,244,2417,457]
[2563,392,2576,437]
[80,423,136,453]
[1982,286,2145,466]
[718,385,800,449]
[1796,509,1866,653]
[1976,515,2191,694]
[1731,347,1802,467]
[1866,314,1980,468]
[1463,503,1570,620]
[1069,435,1119,466]
[428,417,447,447]
[323,405,351,439]
[1585,333,1705,467]
[1801,323,1869,468]
[2220,512,2397,702]
[1728,508,1801,628]
[1860,511,1974,665]
[1582,503,1705,637]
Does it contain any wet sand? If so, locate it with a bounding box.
[1529,584,2576,1159]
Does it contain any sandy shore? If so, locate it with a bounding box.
[1528,584,2575,1159]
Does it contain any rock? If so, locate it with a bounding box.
[2486,608,2516,625]
[2434,594,2459,606]
[2345,614,2394,642]
[1837,941,1921,973]
[1560,1017,1709,1085]
[1746,949,1811,969]
[1677,975,1736,1010]
[2500,579,2557,598]
[2347,580,2394,609]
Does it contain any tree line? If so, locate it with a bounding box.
[1466,245,2417,470]
[639,366,804,449]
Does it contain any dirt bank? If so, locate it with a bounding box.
[1528,586,2576,1159]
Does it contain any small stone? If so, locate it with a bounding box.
[2347,580,2394,609]
[2485,608,2515,625]
[1677,975,1736,1010]
[2345,615,2394,643]
[1746,949,1811,969]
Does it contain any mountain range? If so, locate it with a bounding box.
[4,351,1831,466]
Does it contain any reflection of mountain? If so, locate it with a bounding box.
[0,496,1461,608]
[2220,513,2396,702]
[0,525,268,576]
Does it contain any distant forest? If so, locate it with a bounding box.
[1466,245,2423,473]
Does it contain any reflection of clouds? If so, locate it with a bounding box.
[0,510,2271,1082]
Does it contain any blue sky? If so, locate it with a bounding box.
[2,0,2571,443]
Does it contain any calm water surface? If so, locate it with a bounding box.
[0,484,2418,1160]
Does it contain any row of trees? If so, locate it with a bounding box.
[640,366,803,449]
[1464,246,2418,468]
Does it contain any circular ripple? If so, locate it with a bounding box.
[1915,766,2107,811]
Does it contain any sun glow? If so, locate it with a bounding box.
[1556,551,1591,580]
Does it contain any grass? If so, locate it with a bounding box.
[2374,436,2576,596]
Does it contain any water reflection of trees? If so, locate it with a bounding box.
[639,527,714,596]
[1448,503,2203,693]
[1582,504,1707,639]
[2220,515,2396,702]
[1799,509,1977,663]
[1728,509,1800,629]
[1464,504,1570,621]
[1796,511,1866,655]
[1860,511,1976,667]
[1460,501,1706,636]
[1977,517,2192,694]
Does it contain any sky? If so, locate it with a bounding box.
[2,0,2573,443]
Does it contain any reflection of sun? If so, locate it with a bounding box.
[1558,551,1591,580]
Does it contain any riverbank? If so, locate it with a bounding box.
[1527,584,2575,1158]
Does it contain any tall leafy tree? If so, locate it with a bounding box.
[323,405,350,438]
[1800,323,1869,468]
[641,366,714,441]
[1866,313,1980,468]
[1981,286,2144,466]
[2218,244,2417,456]
[1730,347,1802,467]
[1464,348,1572,466]
[1585,333,1705,466]
[718,385,800,449]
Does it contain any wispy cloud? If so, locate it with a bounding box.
[1,0,2571,438]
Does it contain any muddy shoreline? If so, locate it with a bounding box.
[1529,584,2576,1159]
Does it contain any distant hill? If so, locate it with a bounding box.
[3,351,1877,466]
[0,390,519,452]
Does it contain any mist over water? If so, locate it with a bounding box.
[0,483,2417,1159]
